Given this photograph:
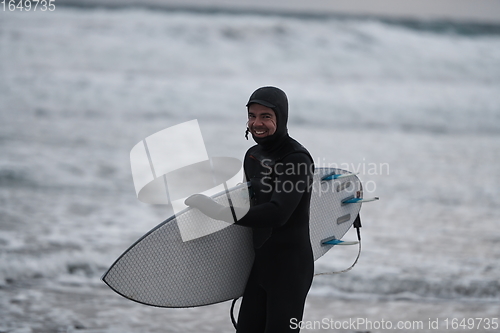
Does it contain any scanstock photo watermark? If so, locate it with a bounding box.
[290,317,499,331]
[259,157,388,195]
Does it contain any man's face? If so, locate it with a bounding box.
[247,104,277,138]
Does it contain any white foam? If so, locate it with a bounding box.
[1,6,499,313]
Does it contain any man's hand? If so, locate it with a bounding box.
[185,194,246,224]
[185,194,226,220]
[185,194,214,209]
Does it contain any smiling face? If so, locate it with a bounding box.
[247,104,277,138]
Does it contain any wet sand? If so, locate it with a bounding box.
[2,279,499,333]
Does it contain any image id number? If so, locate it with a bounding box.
[443,318,499,330]
[2,0,56,11]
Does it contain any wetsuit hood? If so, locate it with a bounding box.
[246,86,289,151]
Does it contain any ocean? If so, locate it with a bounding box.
[1,4,499,332]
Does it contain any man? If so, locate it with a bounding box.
[185,86,314,332]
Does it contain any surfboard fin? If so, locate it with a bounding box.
[321,172,358,181]
[321,238,359,246]
[342,197,379,204]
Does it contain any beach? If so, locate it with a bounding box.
[1,2,500,332]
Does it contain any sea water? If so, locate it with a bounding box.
[1,5,499,332]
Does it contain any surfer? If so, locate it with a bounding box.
[186,86,314,332]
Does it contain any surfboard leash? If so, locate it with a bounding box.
[229,215,363,327]
[230,297,239,330]
[314,214,362,276]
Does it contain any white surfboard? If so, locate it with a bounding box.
[102,167,367,308]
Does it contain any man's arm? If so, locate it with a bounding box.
[234,152,312,228]
[185,153,313,228]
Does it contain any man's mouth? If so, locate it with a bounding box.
[253,128,268,136]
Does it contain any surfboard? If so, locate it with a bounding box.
[102,167,372,308]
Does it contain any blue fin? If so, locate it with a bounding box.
[342,197,379,204]
[322,239,359,246]
[321,173,357,181]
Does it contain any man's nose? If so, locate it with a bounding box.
[254,118,264,126]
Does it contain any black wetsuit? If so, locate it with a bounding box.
[233,86,314,332]
[184,87,315,332]
[234,137,314,333]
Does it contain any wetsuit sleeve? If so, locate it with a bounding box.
[234,152,312,229]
